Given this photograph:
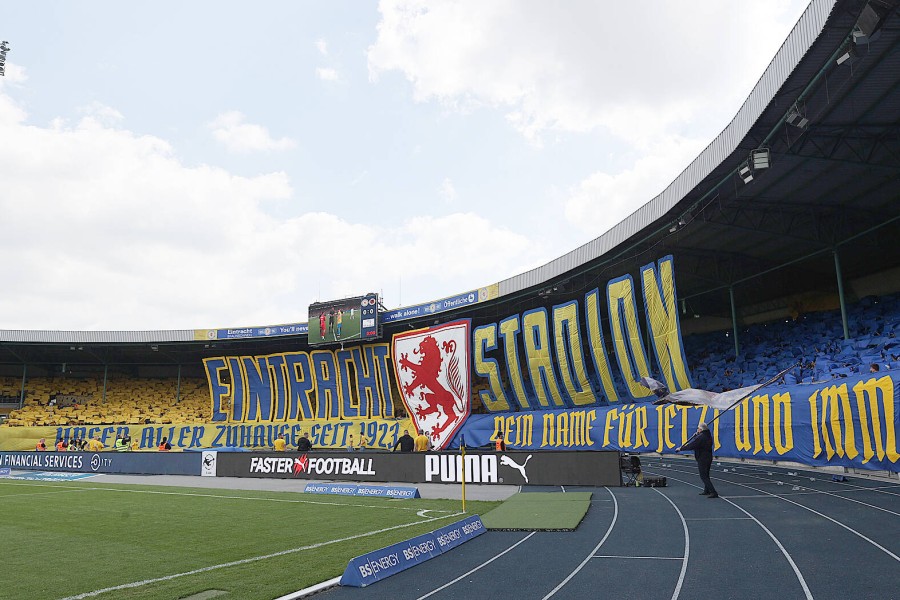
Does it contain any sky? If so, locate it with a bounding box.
[0,0,811,331]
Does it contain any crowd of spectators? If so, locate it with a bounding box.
[684,293,900,392]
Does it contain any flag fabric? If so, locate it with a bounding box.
[639,365,794,411]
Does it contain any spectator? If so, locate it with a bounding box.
[870,363,880,373]
[347,434,356,451]
[158,437,172,451]
[274,433,286,452]
[35,438,47,451]
[357,434,368,451]
[679,422,718,499]
[67,438,78,452]
[394,429,414,452]
[297,431,313,452]
[87,435,104,452]
[55,438,66,451]
[414,430,430,452]
[114,436,128,452]
[494,429,506,452]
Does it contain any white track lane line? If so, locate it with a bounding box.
[652,488,690,600]
[593,555,682,560]
[542,487,618,600]
[698,466,900,517]
[644,470,813,600]
[415,532,537,600]
[653,464,900,564]
[646,459,900,498]
[57,511,462,600]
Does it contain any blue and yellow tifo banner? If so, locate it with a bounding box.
[456,372,900,472]
[0,418,413,452]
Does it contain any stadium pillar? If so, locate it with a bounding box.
[729,286,740,357]
[102,365,108,404]
[176,364,182,403]
[19,363,26,409]
[833,250,850,340]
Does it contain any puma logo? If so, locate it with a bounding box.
[500,454,532,483]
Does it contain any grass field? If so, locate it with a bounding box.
[0,479,498,600]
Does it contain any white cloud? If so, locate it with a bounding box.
[208,110,297,153]
[0,91,539,329]
[315,67,339,82]
[77,101,124,127]
[564,135,708,237]
[315,38,328,56]
[368,0,808,144]
[0,62,27,85]
[367,0,808,237]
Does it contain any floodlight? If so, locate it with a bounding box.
[751,148,770,170]
[739,162,753,184]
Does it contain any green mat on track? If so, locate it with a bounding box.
[479,492,592,531]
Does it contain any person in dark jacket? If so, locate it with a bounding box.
[393,429,415,452]
[297,432,313,452]
[680,422,718,498]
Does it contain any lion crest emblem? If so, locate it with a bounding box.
[392,320,471,450]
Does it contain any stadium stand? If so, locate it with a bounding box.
[1,376,208,427]
[686,292,900,391]
[1,291,897,427]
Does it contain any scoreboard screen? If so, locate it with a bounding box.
[308,293,379,346]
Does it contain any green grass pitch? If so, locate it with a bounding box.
[0,479,498,600]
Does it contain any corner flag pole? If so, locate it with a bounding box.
[460,434,467,513]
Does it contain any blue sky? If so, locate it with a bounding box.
[0,0,809,330]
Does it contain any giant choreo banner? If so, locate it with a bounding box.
[458,372,900,472]
[0,418,412,452]
[473,255,691,410]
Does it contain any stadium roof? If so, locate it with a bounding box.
[2,0,899,360]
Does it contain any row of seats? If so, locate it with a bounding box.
[685,293,900,391]
[2,376,209,426]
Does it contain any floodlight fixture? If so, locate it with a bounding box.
[785,105,809,129]
[739,161,753,184]
[751,148,770,170]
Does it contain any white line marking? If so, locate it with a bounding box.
[0,481,448,512]
[645,470,813,600]
[0,488,91,499]
[542,487,618,600]
[57,511,463,600]
[704,468,900,517]
[656,464,900,559]
[415,532,537,600]
[273,576,342,600]
[684,517,753,520]
[561,486,566,493]
[593,555,683,560]
[653,488,689,600]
